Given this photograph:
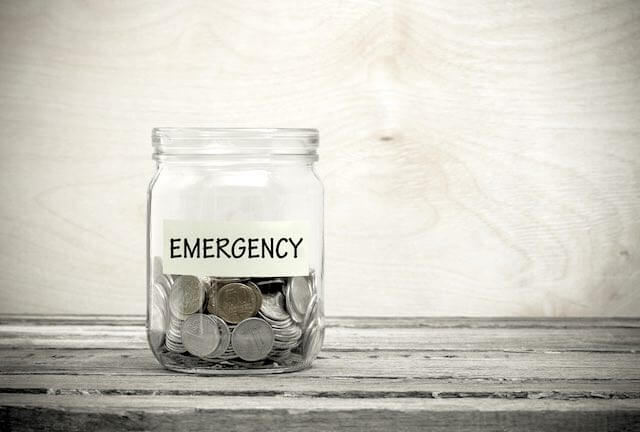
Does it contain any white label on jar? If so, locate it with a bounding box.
[163,220,309,277]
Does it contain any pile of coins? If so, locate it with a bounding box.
[150,269,319,367]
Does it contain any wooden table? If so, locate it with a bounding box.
[0,316,639,431]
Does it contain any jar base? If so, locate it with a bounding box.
[152,342,313,375]
[161,361,313,375]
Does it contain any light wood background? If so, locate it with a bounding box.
[0,0,639,316]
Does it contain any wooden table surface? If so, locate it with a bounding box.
[0,316,639,431]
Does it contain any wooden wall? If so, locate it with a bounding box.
[0,0,639,316]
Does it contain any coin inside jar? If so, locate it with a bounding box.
[213,282,262,324]
[231,318,274,362]
[181,314,221,358]
[260,291,289,321]
[205,315,231,358]
[169,276,205,319]
[289,277,312,314]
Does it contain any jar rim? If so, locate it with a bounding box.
[152,127,319,159]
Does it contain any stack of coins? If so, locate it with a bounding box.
[165,276,206,353]
[259,290,302,361]
[216,324,239,360]
[153,266,318,366]
[166,316,187,353]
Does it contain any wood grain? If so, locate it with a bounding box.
[2,397,640,432]
[0,1,639,316]
[1,316,639,431]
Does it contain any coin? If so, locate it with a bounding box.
[302,294,319,329]
[255,278,285,286]
[259,291,290,321]
[150,286,167,336]
[167,317,184,343]
[210,277,249,283]
[157,271,320,368]
[285,288,304,324]
[302,321,323,359]
[166,338,187,353]
[288,276,312,317]
[206,315,231,358]
[149,299,166,349]
[246,281,263,312]
[182,314,221,358]
[205,281,219,314]
[152,281,167,307]
[165,317,187,353]
[231,318,274,361]
[169,276,205,320]
[214,283,261,324]
[259,312,292,327]
[157,275,172,297]
[205,280,217,299]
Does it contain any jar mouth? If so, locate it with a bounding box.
[152,128,318,160]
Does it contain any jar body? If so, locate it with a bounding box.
[147,129,324,374]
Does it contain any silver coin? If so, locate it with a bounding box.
[165,335,181,346]
[166,327,183,343]
[166,316,184,342]
[256,278,285,286]
[274,329,301,341]
[258,311,291,324]
[272,321,301,335]
[288,276,312,317]
[206,315,231,358]
[167,325,182,339]
[273,338,300,348]
[217,345,238,359]
[210,277,249,283]
[205,280,217,299]
[231,318,274,362]
[165,338,187,353]
[169,276,205,320]
[182,314,221,358]
[284,282,305,324]
[156,274,172,297]
[169,316,184,327]
[149,295,167,334]
[273,323,301,334]
[302,322,323,359]
[152,282,168,311]
[309,269,317,292]
[302,294,319,330]
[260,291,290,321]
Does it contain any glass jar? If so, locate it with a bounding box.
[146,128,324,374]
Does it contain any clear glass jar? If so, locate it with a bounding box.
[146,128,324,374]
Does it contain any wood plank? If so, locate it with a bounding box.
[1,348,638,381]
[2,395,640,432]
[2,323,639,352]
[2,315,640,328]
[327,317,640,329]
[1,374,639,400]
[1,1,640,318]
[0,318,638,431]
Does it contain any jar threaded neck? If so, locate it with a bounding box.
[152,128,318,160]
